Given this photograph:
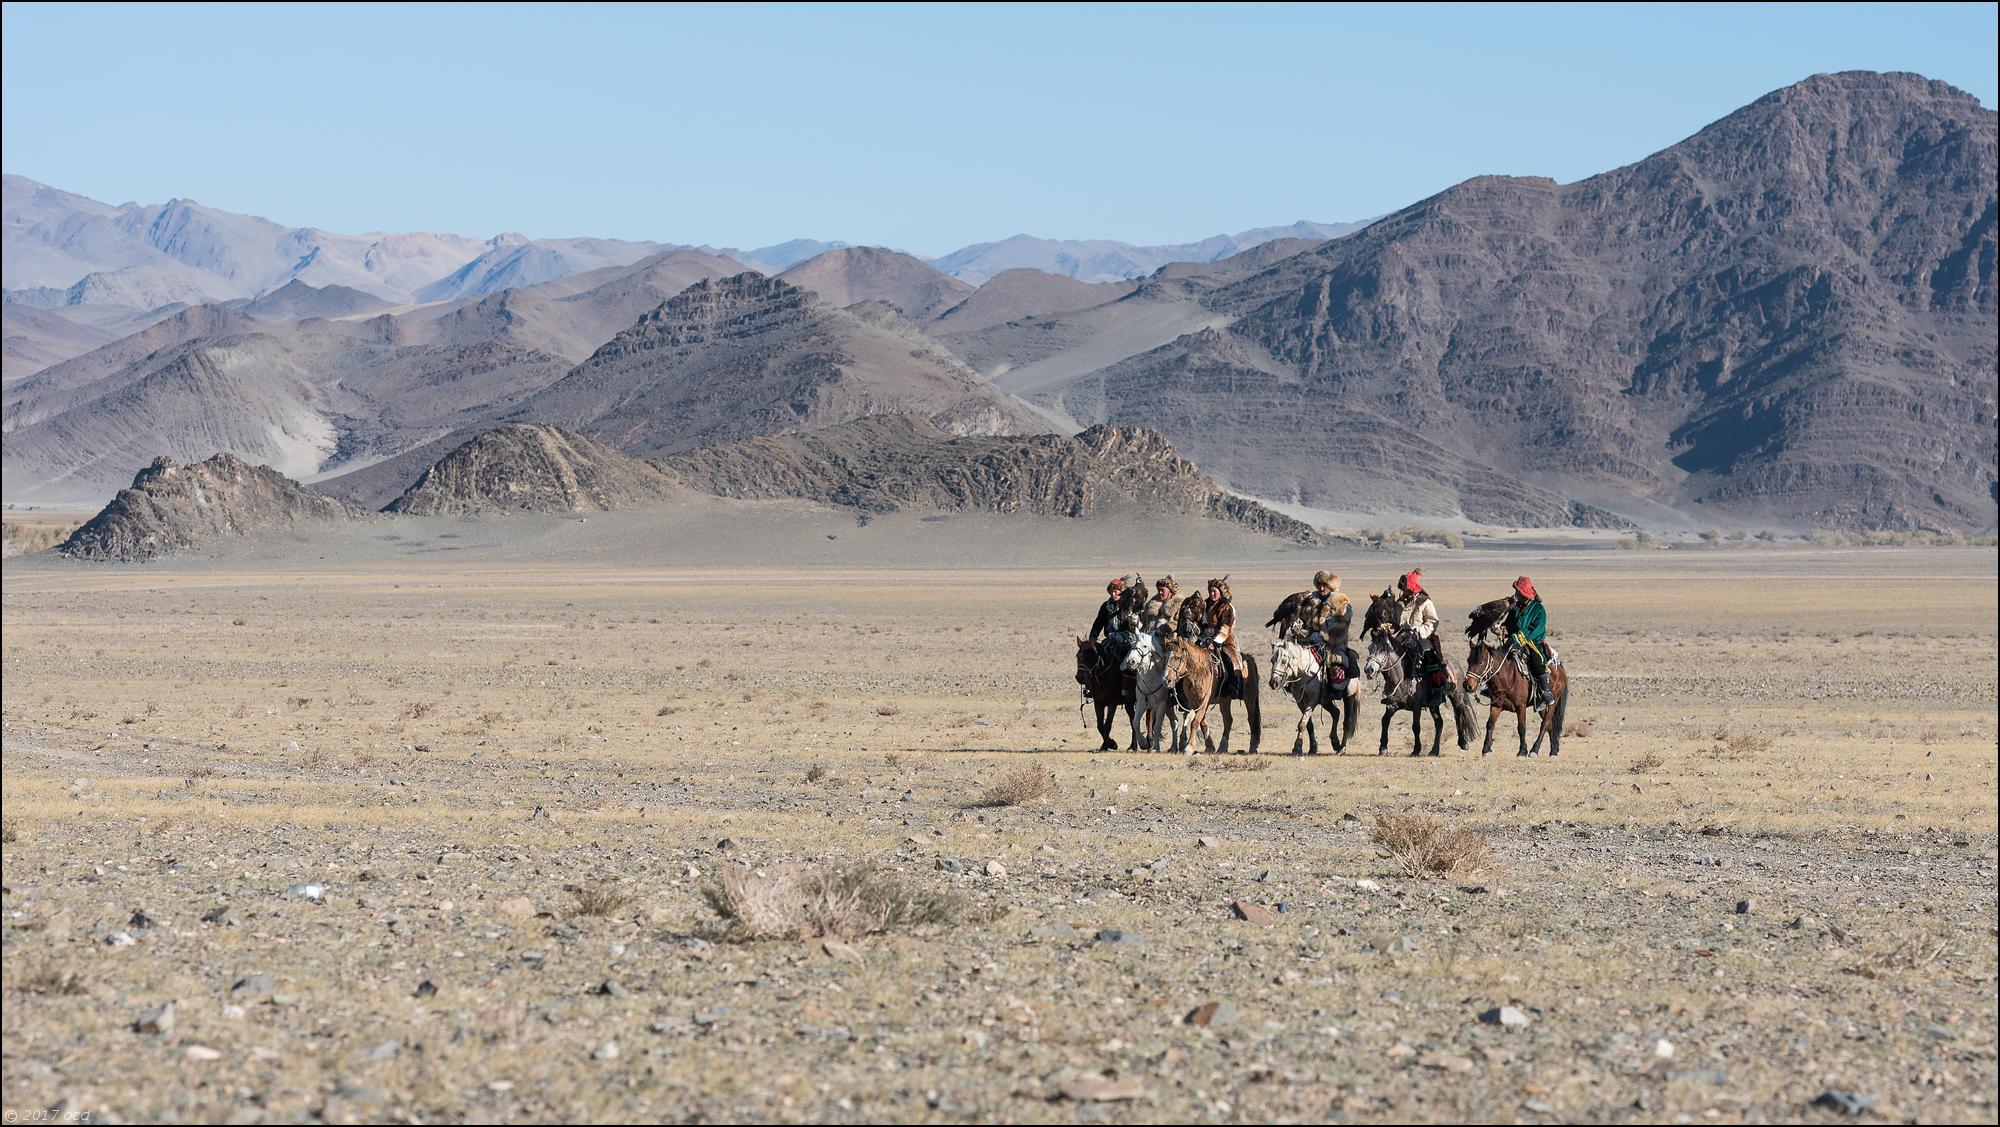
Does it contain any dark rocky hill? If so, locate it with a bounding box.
[58,453,363,561]
[1041,72,1997,531]
[385,424,678,515]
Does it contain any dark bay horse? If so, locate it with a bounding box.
[1464,638,1569,757]
[1075,636,1135,750]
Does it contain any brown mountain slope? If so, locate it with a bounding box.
[58,452,362,561]
[385,424,679,515]
[657,414,1322,542]
[777,247,972,321]
[515,273,1045,456]
[2,305,112,383]
[1042,72,1997,531]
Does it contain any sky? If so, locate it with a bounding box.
[2,2,1994,254]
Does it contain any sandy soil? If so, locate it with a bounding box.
[2,515,1995,1123]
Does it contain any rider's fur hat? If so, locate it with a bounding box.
[1313,569,1340,590]
[1155,574,1178,595]
[1207,576,1231,602]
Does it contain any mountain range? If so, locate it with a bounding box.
[5,72,1994,533]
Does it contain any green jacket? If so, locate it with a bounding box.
[1504,597,1546,646]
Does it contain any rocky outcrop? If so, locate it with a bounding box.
[385,424,677,515]
[658,414,1324,542]
[59,453,362,561]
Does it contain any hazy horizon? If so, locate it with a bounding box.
[3,2,1995,254]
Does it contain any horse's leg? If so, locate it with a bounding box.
[1482,704,1498,757]
[1409,709,1422,757]
[1307,710,1319,756]
[1292,705,1307,756]
[1430,706,1443,757]
[1243,666,1261,754]
[1379,707,1393,755]
[1217,700,1232,756]
[1528,702,1550,757]
[1515,702,1531,757]
[1341,692,1358,751]
[1097,695,1119,751]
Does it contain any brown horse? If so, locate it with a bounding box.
[1162,636,1261,755]
[1075,637,1134,750]
[1463,638,1569,757]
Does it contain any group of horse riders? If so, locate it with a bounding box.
[1085,569,1553,708]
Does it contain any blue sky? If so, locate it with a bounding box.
[3,2,1993,253]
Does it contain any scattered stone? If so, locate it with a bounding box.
[1812,1090,1873,1116]
[1049,1068,1148,1102]
[1094,929,1144,948]
[1028,922,1079,942]
[649,1016,691,1034]
[1231,901,1276,925]
[183,1044,222,1062]
[133,1002,175,1035]
[285,882,326,902]
[496,897,536,919]
[936,858,963,874]
[819,939,863,963]
[593,1041,620,1061]
[1185,1001,1239,1028]
[129,909,159,929]
[230,972,275,997]
[200,906,239,926]
[101,930,136,947]
[985,860,1008,878]
[414,980,438,998]
[1655,1038,1675,1058]
[1735,898,1756,915]
[595,980,630,998]
[1480,1005,1532,1030]
[366,1039,402,1061]
[1417,1051,1476,1072]
[1196,836,1220,849]
[715,838,738,852]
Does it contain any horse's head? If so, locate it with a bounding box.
[1463,639,1501,694]
[1268,640,1304,689]
[1362,629,1396,679]
[1075,637,1095,685]
[1163,639,1190,685]
[1122,633,1160,673]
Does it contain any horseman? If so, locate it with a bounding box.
[1204,577,1246,700]
[1175,590,1208,644]
[1292,569,1357,687]
[1084,575,1134,701]
[1392,569,1446,696]
[1503,575,1553,705]
[1139,575,1181,634]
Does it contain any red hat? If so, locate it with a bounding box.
[1400,570,1424,596]
[1513,576,1537,600]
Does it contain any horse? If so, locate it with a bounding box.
[1121,631,1178,752]
[1161,636,1262,755]
[1359,594,1476,756]
[1268,638,1361,755]
[1074,636,1134,750]
[1464,637,1569,757]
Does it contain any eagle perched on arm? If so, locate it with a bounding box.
[1466,597,1512,640]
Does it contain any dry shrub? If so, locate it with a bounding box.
[978,765,1054,807]
[1370,812,1488,879]
[1848,929,1953,979]
[11,959,84,995]
[0,818,16,844]
[875,704,901,717]
[803,763,829,784]
[569,883,634,918]
[1629,750,1664,774]
[704,863,961,940]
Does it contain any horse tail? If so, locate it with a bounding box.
[1451,681,1477,748]
[1551,678,1570,751]
[1242,655,1262,738]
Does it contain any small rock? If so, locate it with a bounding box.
[1417,1051,1475,1072]
[819,939,862,963]
[715,838,738,852]
[200,906,239,926]
[594,1041,620,1060]
[230,972,275,997]
[649,1016,691,1034]
[1231,901,1276,926]
[1196,835,1220,848]
[1480,1005,1531,1030]
[1735,898,1755,915]
[129,909,160,929]
[285,882,325,902]
[1654,1038,1675,1059]
[366,1039,402,1061]
[1812,1090,1873,1116]
[985,860,1007,878]
[1095,929,1144,948]
[101,930,137,947]
[414,979,438,998]
[935,858,963,874]
[183,1044,222,1062]
[1028,922,1079,942]
[496,896,536,919]
[596,980,630,998]
[1051,1068,1148,1102]
[133,1002,175,1035]
[1185,1001,1239,1028]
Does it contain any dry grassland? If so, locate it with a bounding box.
[2,541,1994,1123]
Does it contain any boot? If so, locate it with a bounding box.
[1536,670,1553,707]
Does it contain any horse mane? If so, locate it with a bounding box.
[1466,597,1511,639]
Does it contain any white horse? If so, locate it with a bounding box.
[1268,639,1361,755]
[1121,631,1178,752]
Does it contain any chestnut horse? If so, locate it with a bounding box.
[1162,636,1261,755]
[1463,638,1569,757]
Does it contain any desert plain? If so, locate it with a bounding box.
[1,508,1995,1123]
